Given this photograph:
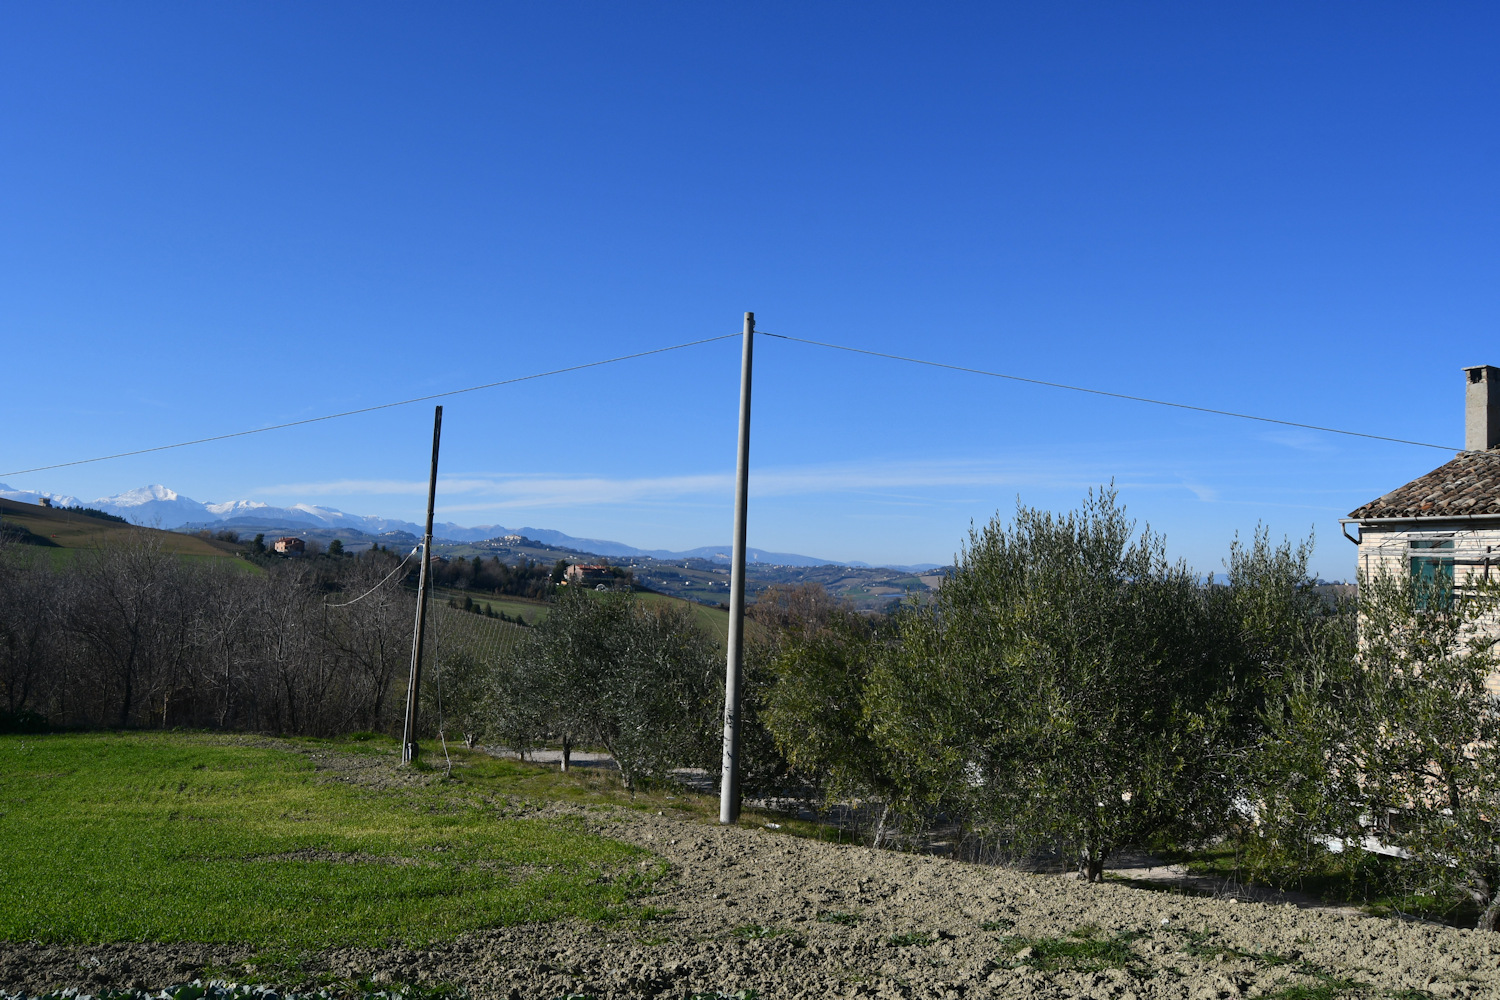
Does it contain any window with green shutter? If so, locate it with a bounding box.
[1409,538,1455,608]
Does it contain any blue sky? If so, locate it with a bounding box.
[2,3,1496,577]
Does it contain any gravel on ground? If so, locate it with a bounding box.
[5,743,1497,999]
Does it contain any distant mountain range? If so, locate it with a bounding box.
[0,482,939,572]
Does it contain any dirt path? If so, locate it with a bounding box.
[6,744,1499,999]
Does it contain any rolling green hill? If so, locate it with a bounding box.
[432,583,732,646]
[0,497,247,561]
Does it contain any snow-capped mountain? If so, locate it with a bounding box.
[0,482,660,548]
[0,482,398,534]
[203,498,274,518]
[0,482,937,569]
[0,484,82,509]
[93,484,227,529]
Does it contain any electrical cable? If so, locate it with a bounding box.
[759,332,1460,452]
[323,545,421,607]
[1,332,741,478]
[5,326,1455,484]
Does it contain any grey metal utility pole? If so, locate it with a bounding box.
[719,312,754,824]
[401,405,443,766]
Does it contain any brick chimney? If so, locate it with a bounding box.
[1465,365,1500,451]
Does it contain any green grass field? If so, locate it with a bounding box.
[432,587,550,626]
[24,547,264,573]
[432,586,730,645]
[0,732,664,949]
[0,498,247,561]
[623,590,730,646]
[428,601,532,662]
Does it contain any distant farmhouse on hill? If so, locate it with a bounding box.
[273,536,305,555]
[564,563,619,588]
[1344,365,1500,604]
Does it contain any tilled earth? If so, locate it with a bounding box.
[5,746,1500,999]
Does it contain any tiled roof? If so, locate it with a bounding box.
[1349,451,1500,519]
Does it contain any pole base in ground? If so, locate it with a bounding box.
[402,742,419,765]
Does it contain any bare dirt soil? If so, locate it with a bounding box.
[5,744,1499,999]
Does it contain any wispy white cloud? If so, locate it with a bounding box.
[1181,481,1219,503]
[255,478,429,496]
[258,456,1133,510]
[1257,429,1338,453]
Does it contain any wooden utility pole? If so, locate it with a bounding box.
[719,312,754,824]
[401,405,443,766]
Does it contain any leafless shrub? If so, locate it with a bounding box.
[0,541,415,736]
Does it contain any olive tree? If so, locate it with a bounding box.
[866,487,1242,880]
[513,591,719,790]
[1219,528,1358,885]
[754,584,901,841]
[1260,568,1500,929]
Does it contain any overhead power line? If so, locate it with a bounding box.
[0,333,741,477]
[324,544,421,608]
[760,332,1459,452]
[4,326,1456,480]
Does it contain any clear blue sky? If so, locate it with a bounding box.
[3,3,1496,577]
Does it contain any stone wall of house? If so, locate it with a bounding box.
[1356,525,1500,585]
[1357,523,1500,694]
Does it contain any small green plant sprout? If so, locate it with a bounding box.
[1176,931,1296,969]
[1000,926,1143,972]
[634,905,675,922]
[817,910,861,925]
[980,916,1015,932]
[0,982,471,1000]
[887,931,934,947]
[1256,962,1374,1000]
[1175,928,1254,962]
[1258,978,1373,1000]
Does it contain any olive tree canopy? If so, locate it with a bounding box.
[510,591,720,790]
[1260,568,1500,930]
[866,487,1242,880]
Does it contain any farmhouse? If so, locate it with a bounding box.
[1344,364,1500,604]
[564,563,616,587]
[273,536,305,555]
